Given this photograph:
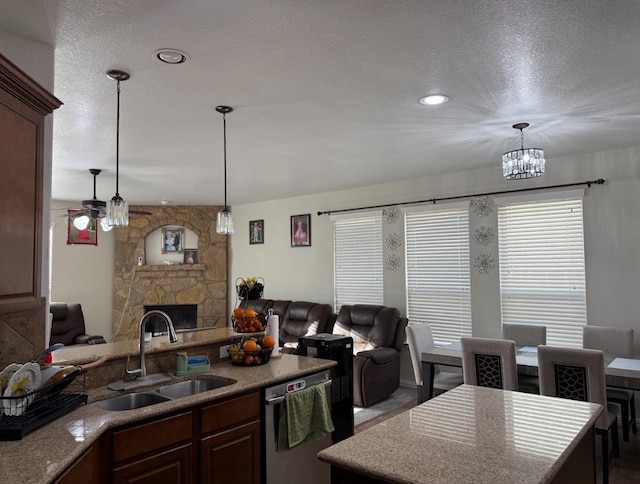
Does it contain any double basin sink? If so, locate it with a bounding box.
[93,375,237,411]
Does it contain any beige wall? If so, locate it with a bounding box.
[50,200,115,342]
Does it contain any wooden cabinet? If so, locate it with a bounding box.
[110,411,193,483]
[61,391,263,484]
[53,444,100,484]
[0,52,61,367]
[112,443,193,484]
[199,392,261,484]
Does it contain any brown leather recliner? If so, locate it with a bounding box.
[49,302,107,346]
[332,304,408,407]
[242,299,334,350]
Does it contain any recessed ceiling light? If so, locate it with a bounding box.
[419,94,449,106]
[155,49,189,64]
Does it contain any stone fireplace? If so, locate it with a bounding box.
[112,205,228,342]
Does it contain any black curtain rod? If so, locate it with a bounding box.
[317,178,606,216]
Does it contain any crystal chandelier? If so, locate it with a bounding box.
[105,70,130,227]
[502,123,545,180]
[216,105,234,235]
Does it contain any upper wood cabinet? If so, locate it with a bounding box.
[0,52,61,314]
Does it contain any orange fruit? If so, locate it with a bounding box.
[262,336,276,349]
[244,309,258,319]
[242,339,258,353]
[233,307,244,318]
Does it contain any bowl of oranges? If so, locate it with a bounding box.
[232,307,266,333]
[228,336,276,366]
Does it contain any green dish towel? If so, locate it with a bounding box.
[277,383,335,451]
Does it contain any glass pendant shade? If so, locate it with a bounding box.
[502,123,545,180]
[216,208,234,234]
[502,147,545,179]
[106,195,129,227]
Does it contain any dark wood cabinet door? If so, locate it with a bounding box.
[54,444,101,484]
[200,420,261,484]
[112,443,193,484]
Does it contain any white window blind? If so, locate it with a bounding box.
[333,215,383,310]
[405,207,472,342]
[498,197,587,347]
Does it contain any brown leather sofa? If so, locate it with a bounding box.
[332,304,408,407]
[49,302,107,346]
[242,299,334,347]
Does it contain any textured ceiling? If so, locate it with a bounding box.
[2,0,640,206]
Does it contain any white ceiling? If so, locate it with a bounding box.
[2,0,640,206]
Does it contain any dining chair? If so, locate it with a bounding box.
[460,337,518,391]
[583,325,637,442]
[501,322,546,393]
[406,323,463,404]
[538,345,619,484]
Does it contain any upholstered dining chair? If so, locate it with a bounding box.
[583,325,637,442]
[501,323,546,393]
[538,345,619,484]
[460,337,518,391]
[406,323,464,404]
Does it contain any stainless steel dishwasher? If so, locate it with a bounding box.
[264,370,332,484]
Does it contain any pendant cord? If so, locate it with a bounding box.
[519,128,524,150]
[223,111,228,209]
[115,79,121,197]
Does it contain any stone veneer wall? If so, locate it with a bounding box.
[112,205,228,342]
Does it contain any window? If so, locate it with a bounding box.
[405,205,471,342]
[333,214,383,310]
[498,195,587,347]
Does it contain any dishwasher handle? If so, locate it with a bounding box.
[266,379,331,406]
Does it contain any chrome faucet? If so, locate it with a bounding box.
[125,310,178,379]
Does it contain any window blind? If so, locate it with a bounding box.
[333,215,383,310]
[498,197,587,347]
[405,207,472,342]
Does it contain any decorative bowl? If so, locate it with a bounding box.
[228,341,273,366]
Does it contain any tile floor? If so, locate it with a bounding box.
[355,386,640,483]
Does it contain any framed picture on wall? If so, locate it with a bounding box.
[161,227,184,253]
[183,249,198,264]
[291,213,311,247]
[67,210,98,246]
[250,219,264,245]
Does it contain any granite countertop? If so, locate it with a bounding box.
[0,353,335,484]
[318,384,603,484]
[51,327,237,366]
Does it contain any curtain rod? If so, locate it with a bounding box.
[317,178,606,216]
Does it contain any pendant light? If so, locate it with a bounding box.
[105,69,130,227]
[502,123,545,180]
[216,105,234,235]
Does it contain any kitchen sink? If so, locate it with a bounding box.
[155,376,237,399]
[93,392,172,411]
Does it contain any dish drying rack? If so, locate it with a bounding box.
[0,369,87,440]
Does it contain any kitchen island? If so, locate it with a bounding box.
[0,352,335,483]
[318,384,602,484]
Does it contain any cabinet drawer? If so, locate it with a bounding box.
[112,411,192,463]
[200,391,260,435]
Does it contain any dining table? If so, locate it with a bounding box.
[419,340,640,403]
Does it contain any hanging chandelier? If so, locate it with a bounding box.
[105,70,130,227]
[216,105,234,235]
[502,123,545,180]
